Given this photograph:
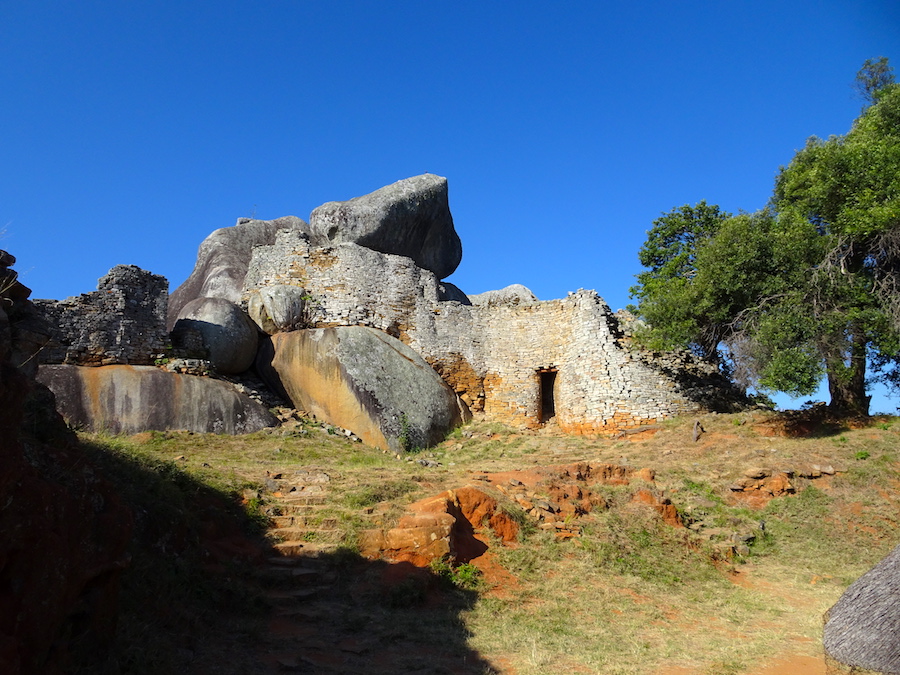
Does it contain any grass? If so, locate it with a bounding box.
[78,411,900,674]
[77,436,272,674]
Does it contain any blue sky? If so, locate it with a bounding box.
[2,2,899,410]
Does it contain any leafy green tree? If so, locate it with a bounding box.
[629,202,732,360]
[772,78,900,412]
[632,62,900,415]
[854,57,895,106]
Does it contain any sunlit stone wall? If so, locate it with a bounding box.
[243,232,729,433]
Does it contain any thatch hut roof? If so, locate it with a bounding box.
[824,543,900,673]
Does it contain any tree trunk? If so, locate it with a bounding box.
[826,327,870,416]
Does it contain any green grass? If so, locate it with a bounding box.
[342,478,421,508]
[74,411,900,674]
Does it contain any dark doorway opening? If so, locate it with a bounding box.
[538,369,557,423]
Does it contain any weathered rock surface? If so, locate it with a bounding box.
[168,216,309,329]
[0,251,53,377]
[309,174,462,279]
[468,284,538,307]
[246,284,310,334]
[244,229,747,430]
[359,486,518,566]
[437,281,471,305]
[37,364,277,434]
[171,296,259,374]
[824,543,900,674]
[0,251,133,674]
[256,326,469,452]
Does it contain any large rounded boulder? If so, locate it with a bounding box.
[172,297,259,375]
[256,326,469,452]
[245,284,310,335]
[309,174,462,280]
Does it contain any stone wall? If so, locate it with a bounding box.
[243,233,742,433]
[35,265,169,366]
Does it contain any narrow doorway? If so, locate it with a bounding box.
[538,368,558,423]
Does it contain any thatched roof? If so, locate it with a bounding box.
[824,543,900,673]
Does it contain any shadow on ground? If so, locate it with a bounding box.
[78,439,498,674]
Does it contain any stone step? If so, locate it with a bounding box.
[266,501,333,517]
[269,525,340,540]
[270,515,296,528]
[273,540,338,557]
[258,567,322,585]
[278,495,328,506]
[265,587,326,605]
[269,515,339,529]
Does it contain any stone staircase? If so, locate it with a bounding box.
[250,468,345,557]
[246,468,497,673]
[248,469,354,672]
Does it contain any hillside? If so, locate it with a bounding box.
[79,409,899,674]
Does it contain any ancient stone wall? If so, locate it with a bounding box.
[243,236,736,433]
[420,292,706,432]
[34,265,169,366]
[243,230,439,335]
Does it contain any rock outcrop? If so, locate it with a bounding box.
[256,327,469,452]
[360,486,519,566]
[31,174,748,442]
[37,364,278,434]
[171,296,259,375]
[468,283,538,307]
[824,543,900,674]
[243,229,741,431]
[437,281,471,305]
[167,215,309,330]
[246,284,310,334]
[0,250,133,674]
[309,174,462,280]
[0,250,53,377]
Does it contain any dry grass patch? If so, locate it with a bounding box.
[78,411,900,674]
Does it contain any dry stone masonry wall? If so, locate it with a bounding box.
[35,265,169,366]
[31,174,747,441]
[242,233,734,433]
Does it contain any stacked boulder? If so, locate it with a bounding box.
[229,174,469,452]
[307,173,462,280]
[35,172,744,442]
[168,215,310,374]
[36,175,470,447]
[34,262,278,434]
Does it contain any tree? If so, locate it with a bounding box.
[772,78,900,413]
[854,57,895,106]
[629,202,732,360]
[631,62,900,415]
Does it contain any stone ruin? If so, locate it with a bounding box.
[30,173,749,446]
[34,265,169,366]
[241,228,745,434]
